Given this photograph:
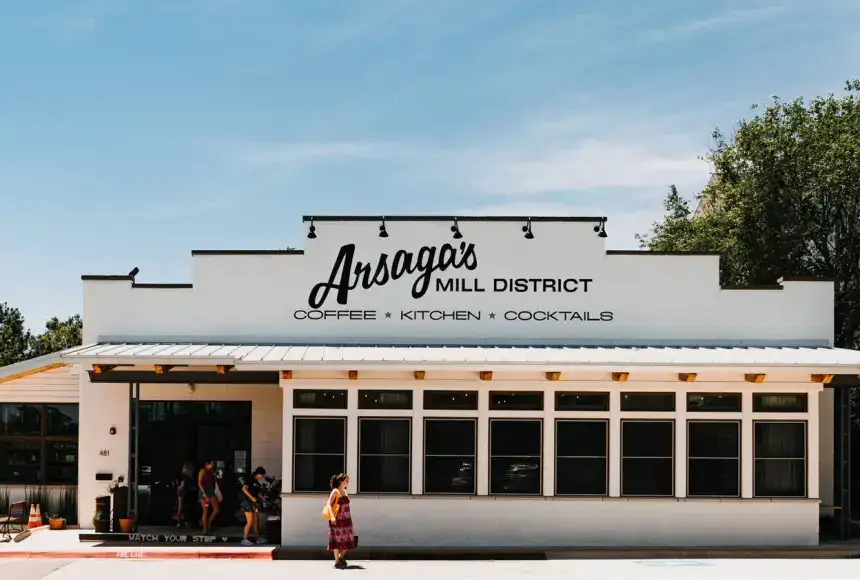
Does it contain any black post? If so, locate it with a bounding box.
[127,382,133,522]
[133,382,140,521]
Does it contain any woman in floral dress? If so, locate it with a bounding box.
[324,473,356,569]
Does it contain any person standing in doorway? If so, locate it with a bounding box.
[175,461,195,528]
[324,473,356,569]
[198,459,220,535]
[238,466,267,545]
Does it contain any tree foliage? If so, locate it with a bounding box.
[0,305,83,366]
[639,80,860,349]
[0,303,31,366]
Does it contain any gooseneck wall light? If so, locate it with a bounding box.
[522,218,534,240]
[379,217,389,238]
[594,218,608,238]
[451,218,463,239]
[307,218,317,239]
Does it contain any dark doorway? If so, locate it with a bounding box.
[136,401,252,527]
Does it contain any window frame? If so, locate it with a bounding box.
[752,419,808,499]
[488,418,543,496]
[357,416,413,495]
[291,416,347,493]
[423,417,477,496]
[686,419,741,498]
[357,390,414,410]
[0,403,79,485]
[554,419,609,497]
[620,418,675,497]
[686,393,743,413]
[620,392,676,412]
[752,393,808,413]
[292,389,348,410]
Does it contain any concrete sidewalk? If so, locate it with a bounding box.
[0,529,274,560]
[3,528,860,560]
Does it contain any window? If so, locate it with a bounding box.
[555,392,609,411]
[754,421,806,497]
[423,391,478,411]
[359,419,411,493]
[556,420,607,495]
[490,392,543,411]
[424,419,476,494]
[293,418,346,492]
[621,420,673,496]
[621,393,675,412]
[687,421,740,497]
[358,390,413,410]
[293,390,347,409]
[687,393,742,412]
[753,394,807,413]
[0,403,78,484]
[489,420,541,495]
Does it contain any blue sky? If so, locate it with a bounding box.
[1,0,858,331]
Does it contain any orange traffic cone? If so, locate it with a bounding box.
[35,504,42,524]
[27,505,40,528]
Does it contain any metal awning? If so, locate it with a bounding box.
[59,342,860,374]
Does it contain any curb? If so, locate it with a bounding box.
[0,549,276,560]
[273,546,860,561]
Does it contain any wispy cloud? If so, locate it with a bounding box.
[224,106,710,197]
[644,5,791,43]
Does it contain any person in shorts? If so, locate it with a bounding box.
[238,466,267,545]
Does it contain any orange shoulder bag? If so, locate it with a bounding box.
[322,490,340,521]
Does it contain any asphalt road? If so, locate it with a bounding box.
[3,558,860,579]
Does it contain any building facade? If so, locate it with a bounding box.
[3,215,860,547]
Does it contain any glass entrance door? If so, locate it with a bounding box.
[136,401,252,526]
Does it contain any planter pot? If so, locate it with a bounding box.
[48,519,66,531]
[119,518,135,533]
[93,519,110,534]
[265,516,281,545]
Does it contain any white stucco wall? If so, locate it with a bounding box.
[279,372,823,547]
[281,496,820,547]
[80,220,834,346]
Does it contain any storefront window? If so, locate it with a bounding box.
[687,393,742,412]
[489,419,541,495]
[293,418,346,492]
[490,392,543,411]
[621,420,673,496]
[621,393,675,412]
[358,390,413,410]
[754,421,806,497]
[423,391,478,411]
[687,421,740,497]
[358,419,411,493]
[555,420,608,495]
[753,394,808,413]
[555,392,609,411]
[423,419,476,494]
[293,390,347,409]
[0,403,78,484]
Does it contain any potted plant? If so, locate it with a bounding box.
[93,509,110,533]
[109,478,135,533]
[47,514,66,530]
[259,476,282,544]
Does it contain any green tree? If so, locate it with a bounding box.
[0,302,32,366]
[639,80,860,349]
[29,314,83,357]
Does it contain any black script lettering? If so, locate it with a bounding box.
[308,242,478,308]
